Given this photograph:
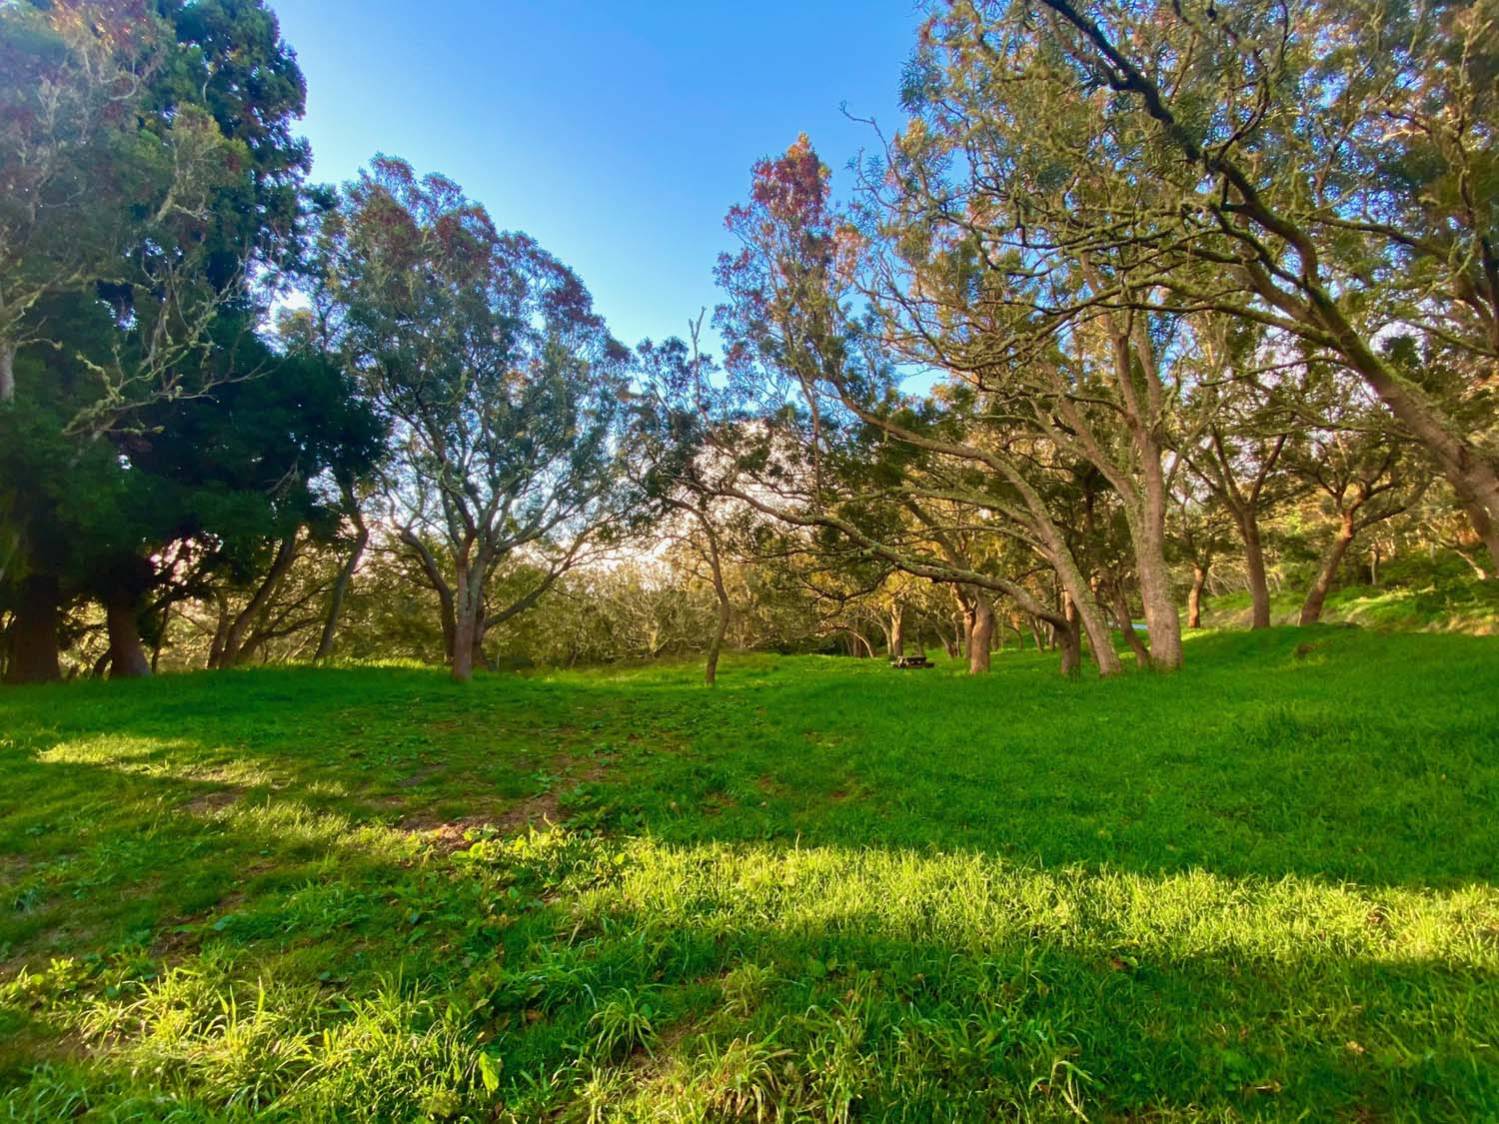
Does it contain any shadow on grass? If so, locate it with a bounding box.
[1,624,1497,1119]
[3,626,1498,890]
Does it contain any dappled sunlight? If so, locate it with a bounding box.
[39,735,277,792]
[566,838,1499,971]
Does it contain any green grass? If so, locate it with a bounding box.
[1,627,1496,1120]
[1203,567,1499,634]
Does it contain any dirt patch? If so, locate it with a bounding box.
[181,790,242,815]
[395,766,444,789]
[398,746,613,852]
[403,789,565,853]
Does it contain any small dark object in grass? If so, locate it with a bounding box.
[891,656,934,669]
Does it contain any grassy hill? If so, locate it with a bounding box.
[2,628,1496,1120]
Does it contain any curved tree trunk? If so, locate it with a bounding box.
[1051,554,1121,677]
[106,593,152,679]
[220,534,300,668]
[4,574,61,684]
[1187,562,1209,629]
[1109,580,1152,668]
[1299,514,1356,626]
[1332,333,1499,573]
[314,503,368,664]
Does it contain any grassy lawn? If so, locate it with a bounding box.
[1,627,1496,1120]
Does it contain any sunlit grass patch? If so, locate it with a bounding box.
[1,628,1497,1119]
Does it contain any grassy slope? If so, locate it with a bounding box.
[0,627,1496,1121]
[1202,568,1499,634]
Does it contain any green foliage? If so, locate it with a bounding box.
[1,629,1495,1119]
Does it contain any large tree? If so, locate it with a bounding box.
[320,157,637,682]
[919,0,1499,570]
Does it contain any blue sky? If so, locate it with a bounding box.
[272,1,924,354]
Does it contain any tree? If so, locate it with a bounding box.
[937,0,1499,570]
[320,157,637,682]
[1287,386,1427,626]
[715,136,1120,677]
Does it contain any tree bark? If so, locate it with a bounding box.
[967,594,995,675]
[151,601,172,673]
[703,528,730,687]
[1132,493,1182,668]
[888,604,905,659]
[314,498,368,664]
[450,560,482,683]
[0,340,15,404]
[1109,581,1152,668]
[106,593,152,679]
[1187,563,1208,629]
[1237,514,1272,629]
[1058,597,1082,677]
[1331,332,1499,573]
[4,575,61,684]
[1300,513,1356,626]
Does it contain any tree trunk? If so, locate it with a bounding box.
[1132,503,1182,669]
[1339,340,1499,573]
[1300,514,1356,626]
[1058,598,1082,677]
[1187,563,1208,629]
[4,575,61,684]
[151,601,172,673]
[889,604,905,659]
[208,592,230,669]
[1052,556,1122,677]
[450,563,480,683]
[314,502,368,664]
[1109,581,1152,668]
[220,534,300,668]
[0,340,15,403]
[1237,514,1272,629]
[967,595,994,675]
[703,523,730,687]
[106,593,152,679]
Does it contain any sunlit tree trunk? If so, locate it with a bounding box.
[1187,563,1209,630]
[450,561,479,683]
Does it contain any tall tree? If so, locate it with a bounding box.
[932,0,1499,569]
[320,157,637,682]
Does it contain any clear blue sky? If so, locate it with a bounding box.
[272,1,924,353]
